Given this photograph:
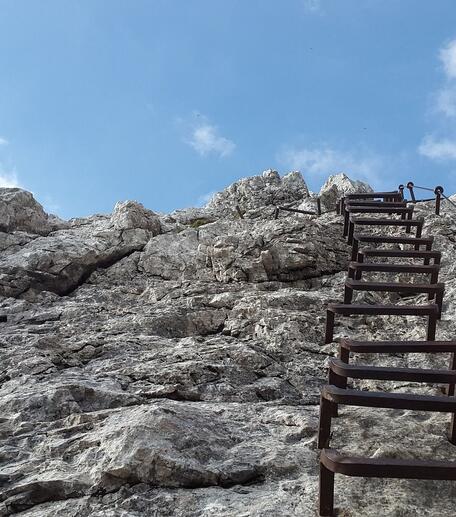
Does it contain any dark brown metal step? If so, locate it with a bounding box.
[353,233,433,244]
[321,447,456,479]
[339,192,404,213]
[327,303,439,316]
[325,303,439,344]
[339,338,456,355]
[345,192,403,200]
[350,216,423,226]
[346,207,413,216]
[343,206,414,236]
[344,279,444,316]
[319,448,456,516]
[352,233,434,261]
[320,187,453,516]
[337,338,456,397]
[348,216,423,243]
[329,357,456,384]
[345,279,443,293]
[318,384,456,450]
[345,200,407,207]
[347,261,440,282]
[358,248,441,266]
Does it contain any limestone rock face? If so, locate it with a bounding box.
[207,170,310,217]
[0,215,152,298]
[111,200,161,234]
[318,173,373,209]
[203,218,348,283]
[0,188,66,235]
[1,172,456,517]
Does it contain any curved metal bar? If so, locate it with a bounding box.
[411,185,436,193]
[405,198,435,203]
[402,182,453,214]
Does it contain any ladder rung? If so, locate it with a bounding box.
[350,217,423,227]
[345,192,402,200]
[321,448,456,480]
[359,248,441,260]
[329,357,456,384]
[339,338,456,354]
[348,261,439,274]
[322,384,456,411]
[327,303,439,316]
[353,234,433,245]
[345,279,444,293]
[346,207,413,214]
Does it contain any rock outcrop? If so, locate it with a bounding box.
[207,170,310,217]
[111,200,161,233]
[0,188,66,235]
[1,172,456,516]
[318,173,373,210]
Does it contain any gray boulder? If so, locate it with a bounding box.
[318,173,373,210]
[111,200,161,234]
[207,170,309,217]
[0,188,64,235]
[0,200,162,298]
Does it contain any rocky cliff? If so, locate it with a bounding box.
[1,171,456,516]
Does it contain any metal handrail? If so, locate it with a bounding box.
[274,197,322,219]
[403,182,454,215]
[335,182,453,216]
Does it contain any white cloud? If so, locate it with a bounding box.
[418,135,456,161]
[435,39,456,118]
[184,115,235,158]
[436,87,456,117]
[0,170,20,188]
[303,0,321,13]
[440,39,456,79]
[430,38,456,118]
[0,137,9,146]
[277,145,384,185]
[418,38,456,159]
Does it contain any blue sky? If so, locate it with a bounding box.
[1,0,456,218]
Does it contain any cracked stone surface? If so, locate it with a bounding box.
[1,172,456,516]
[317,173,373,211]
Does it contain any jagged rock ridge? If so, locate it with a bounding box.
[1,171,456,516]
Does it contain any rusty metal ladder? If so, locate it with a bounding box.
[318,187,456,516]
